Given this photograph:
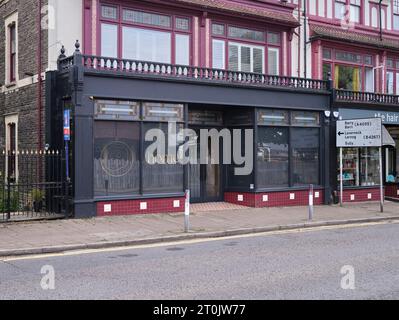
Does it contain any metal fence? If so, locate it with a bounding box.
[0,150,72,222]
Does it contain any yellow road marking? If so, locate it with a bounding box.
[2,219,398,262]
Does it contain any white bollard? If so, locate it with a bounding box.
[184,189,190,233]
[309,184,314,221]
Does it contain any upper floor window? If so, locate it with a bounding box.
[335,0,361,23]
[386,58,399,95]
[4,12,18,85]
[211,23,281,75]
[394,0,399,31]
[9,23,17,82]
[100,5,191,65]
[323,48,374,92]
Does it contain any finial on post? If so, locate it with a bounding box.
[75,40,81,53]
[59,45,66,59]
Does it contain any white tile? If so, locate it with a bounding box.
[173,200,180,208]
[263,195,269,202]
[104,204,112,213]
[350,194,355,201]
[140,202,147,210]
[315,192,320,198]
[290,193,295,200]
[367,193,372,200]
[237,195,244,202]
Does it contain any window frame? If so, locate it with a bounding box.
[256,109,322,189]
[93,99,185,199]
[386,57,399,95]
[210,20,282,75]
[322,47,376,92]
[98,3,192,65]
[9,22,16,82]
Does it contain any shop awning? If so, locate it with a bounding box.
[383,126,396,147]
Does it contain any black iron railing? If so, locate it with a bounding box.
[0,150,72,222]
[58,52,329,91]
[335,89,399,105]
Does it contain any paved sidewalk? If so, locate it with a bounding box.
[1,201,399,257]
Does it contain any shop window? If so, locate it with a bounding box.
[291,111,320,127]
[258,110,289,126]
[93,101,185,198]
[95,100,139,121]
[142,103,184,122]
[292,128,320,186]
[94,121,140,197]
[339,148,359,186]
[257,110,321,189]
[338,148,380,187]
[257,127,289,188]
[360,148,379,186]
[142,122,184,194]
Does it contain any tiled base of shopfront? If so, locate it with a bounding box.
[95,187,396,216]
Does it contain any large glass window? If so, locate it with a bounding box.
[100,4,191,65]
[143,123,184,194]
[394,0,399,30]
[94,101,185,198]
[386,58,399,95]
[257,110,321,189]
[257,127,289,188]
[94,121,140,197]
[292,128,320,186]
[9,23,17,82]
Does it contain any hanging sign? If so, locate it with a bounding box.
[64,109,71,141]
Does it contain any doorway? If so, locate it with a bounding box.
[188,127,223,203]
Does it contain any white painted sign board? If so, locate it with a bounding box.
[336,118,382,147]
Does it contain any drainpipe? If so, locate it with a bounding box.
[297,0,302,78]
[303,0,307,78]
[37,0,43,151]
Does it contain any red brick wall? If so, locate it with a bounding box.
[225,190,325,208]
[384,185,399,198]
[97,197,185,216]
[340,188,381,202]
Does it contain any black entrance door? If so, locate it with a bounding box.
[189,127,223,203]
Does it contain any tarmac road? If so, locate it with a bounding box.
[0,221,398,300]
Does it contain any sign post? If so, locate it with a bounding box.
[340,147,343,207]
[336,118,383,211]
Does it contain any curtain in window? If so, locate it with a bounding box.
[352,67,360,91]
[334,65,340,88]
